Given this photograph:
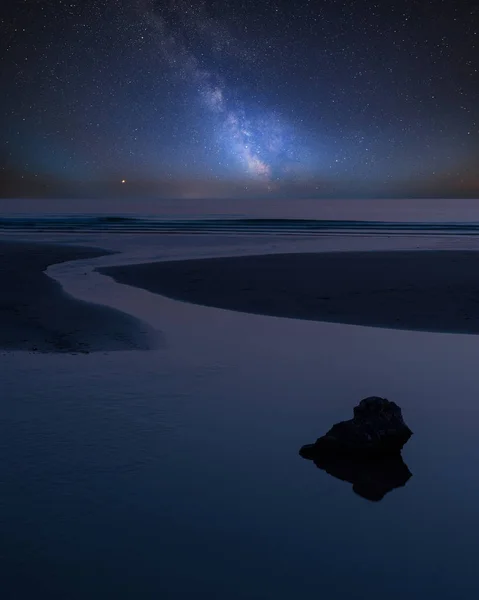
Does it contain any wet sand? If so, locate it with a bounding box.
[0,241,154,352]
[100,251,479,334]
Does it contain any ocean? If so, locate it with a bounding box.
[4,213,479,235]
[3,196,479,235]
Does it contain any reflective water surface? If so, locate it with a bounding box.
[4,287,479,598]
[2,222,479,598]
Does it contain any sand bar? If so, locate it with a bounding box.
[100,251,479,334]
[0,241,153,352]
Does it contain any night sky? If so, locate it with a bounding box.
[1,0,478,199]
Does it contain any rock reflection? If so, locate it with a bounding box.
[301,450,412,501]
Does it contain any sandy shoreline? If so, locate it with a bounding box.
[4,240,479,351]
[100,250,479,334]
[0,241,154,352]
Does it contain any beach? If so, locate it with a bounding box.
[100,250,479,334]
[5,230,479,599]
[0,241,154,352]
[5,240,479,349]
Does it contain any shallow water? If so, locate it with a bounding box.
[3,227,479,598]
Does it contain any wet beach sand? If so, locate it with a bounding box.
[0,241,153,352]
[100,250,479,334]
[5,238,479,598]
[5,242,479,352]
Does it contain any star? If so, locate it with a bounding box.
[0,0,477,198]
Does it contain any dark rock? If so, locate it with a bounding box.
[300,397,413,500]
[300,396,412,458]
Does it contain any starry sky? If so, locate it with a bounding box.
[1,0,478,199]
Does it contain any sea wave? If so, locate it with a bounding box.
[2,214,479,235]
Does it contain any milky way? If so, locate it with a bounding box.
[1,0,478,198]
[143,0,296,180]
